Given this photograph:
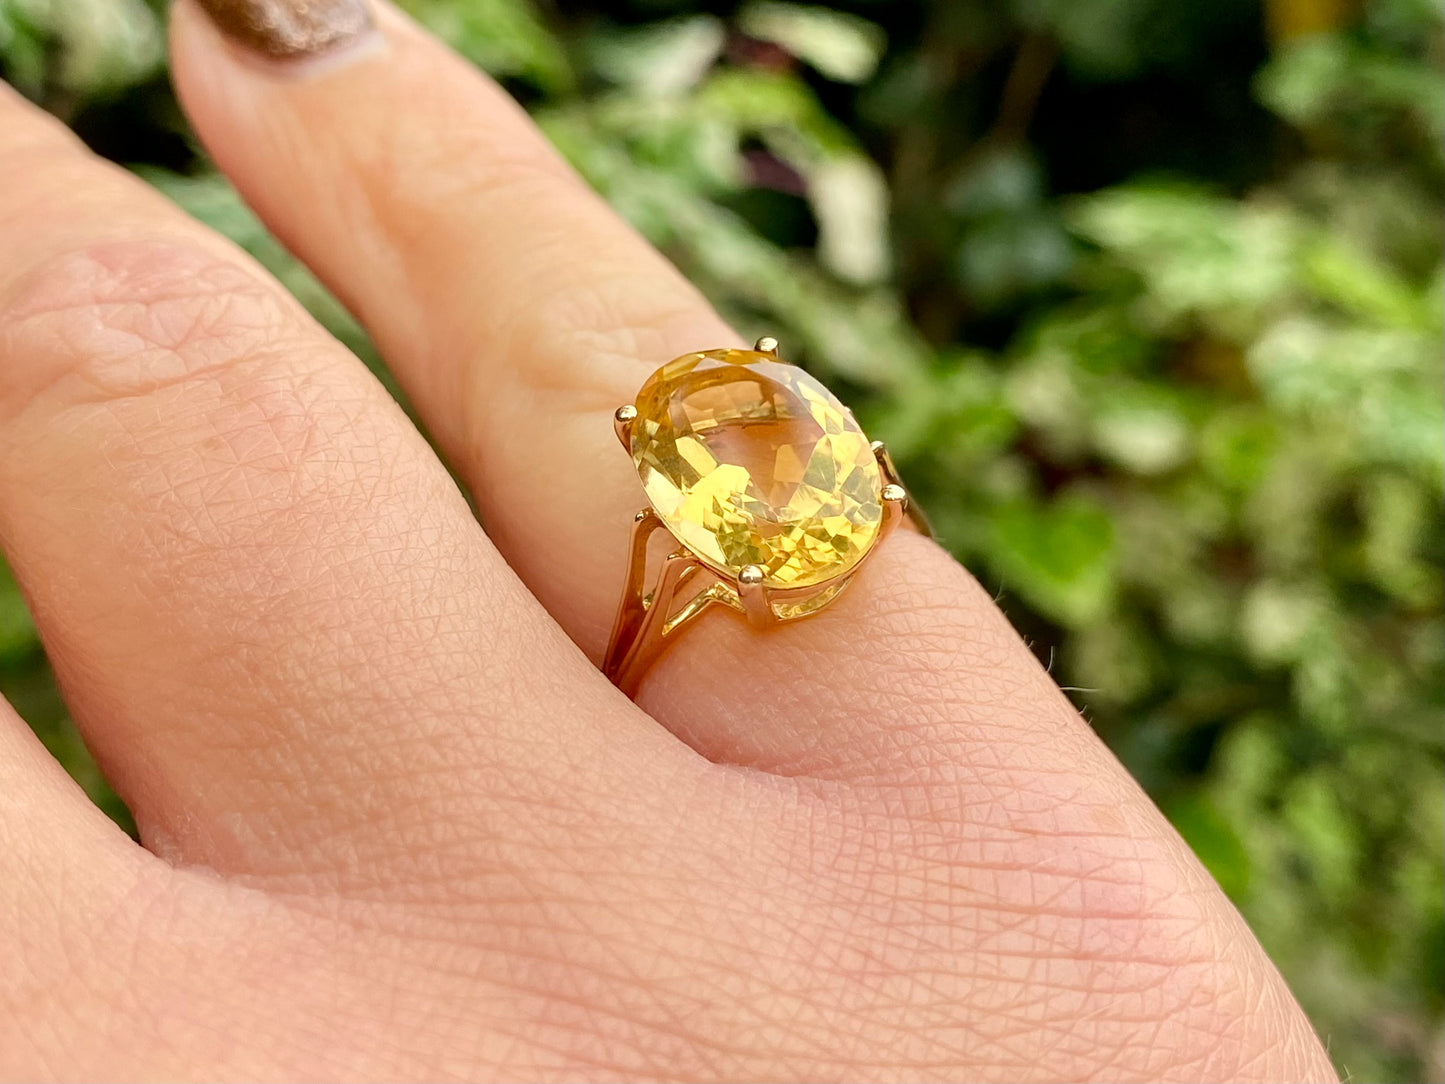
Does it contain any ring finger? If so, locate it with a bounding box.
[171,0,1053,781]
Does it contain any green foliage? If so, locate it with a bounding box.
[0,0,163,100]
[398,0,571,91]
[2,0,1441,1079]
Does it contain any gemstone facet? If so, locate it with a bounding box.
[630,348,884,588]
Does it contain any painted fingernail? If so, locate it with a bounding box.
[190,0,374,61]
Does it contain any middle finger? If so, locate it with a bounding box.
[0,84,659,885]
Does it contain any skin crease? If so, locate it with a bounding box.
[0,2,1341,1080]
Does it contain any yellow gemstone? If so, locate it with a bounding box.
[630,348,883,588]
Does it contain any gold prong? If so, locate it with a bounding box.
[872,439,904,488]
[879,483,907,539]
[754,335,780,356]
[737,564,771,627]
[614,404,637,450]
[603,507,663,682]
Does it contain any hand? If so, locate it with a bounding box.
[0,2,1335,1079]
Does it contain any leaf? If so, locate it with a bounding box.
[395,0,573,93]
[954,213,1074,309]
[1358,474,1443,607]
[1,0,162,99]
[1070,185,1301,337]
[1302,233,1436,330]
[1282,769,1363,906]
[1091,388,1191,475]
[541,104,928,387]
[0,561,36,666]
[869,354,1016,463]
[588,16,724,97]
[1067,615,1161,704]
[1198,407,1279,491]
[692,68,893,284]
[986,495,1116,626]
[1246,316,1445,484]
[1258,32,1445,158]
[1264,0,1353,43]
[0,1,48,95]
[696,67,857,156]
[738,2,886,84]
[809,153,891,283]
[1239,579,1332,665]
[945,146,1047,219]
[1167,790,1252,899]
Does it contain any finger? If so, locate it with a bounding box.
[169,0,728,634]
[0,697,135,882]
[0,83,656,885]
[0,696,148,1070]
[0,697,440,1082]
[167,0,1110,783]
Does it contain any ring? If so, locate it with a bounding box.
[603,337,917,695]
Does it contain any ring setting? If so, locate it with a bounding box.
[603,337,911,694]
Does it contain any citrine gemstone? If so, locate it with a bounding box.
[630,348,884,588]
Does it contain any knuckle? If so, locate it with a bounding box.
[0,238,374,557]
[0,238,303,421]
[495,262,717,402]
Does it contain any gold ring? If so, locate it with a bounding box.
[603,337,916,695]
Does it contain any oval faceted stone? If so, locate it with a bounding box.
[630,348,884,588]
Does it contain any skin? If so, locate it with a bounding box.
[0,2,1339,1079]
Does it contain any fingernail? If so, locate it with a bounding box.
[189,0,374,62]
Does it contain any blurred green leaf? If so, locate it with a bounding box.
[1168,789,1252,898]
[1302,234,1435,330]
[1246,316,1445,484]
[738,2,885,84]
[1091,385,1192,476]
[1198,407,1280,491]
[1071,186,1301,336]
[987,495,1117,626]
[0,560,36,665]
[810,153,892,283]
[396,0,573,92]
[589,16,723,96]
[1239,579,1332,665]
[1258,32,1445,165]
[0,0,162,99]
